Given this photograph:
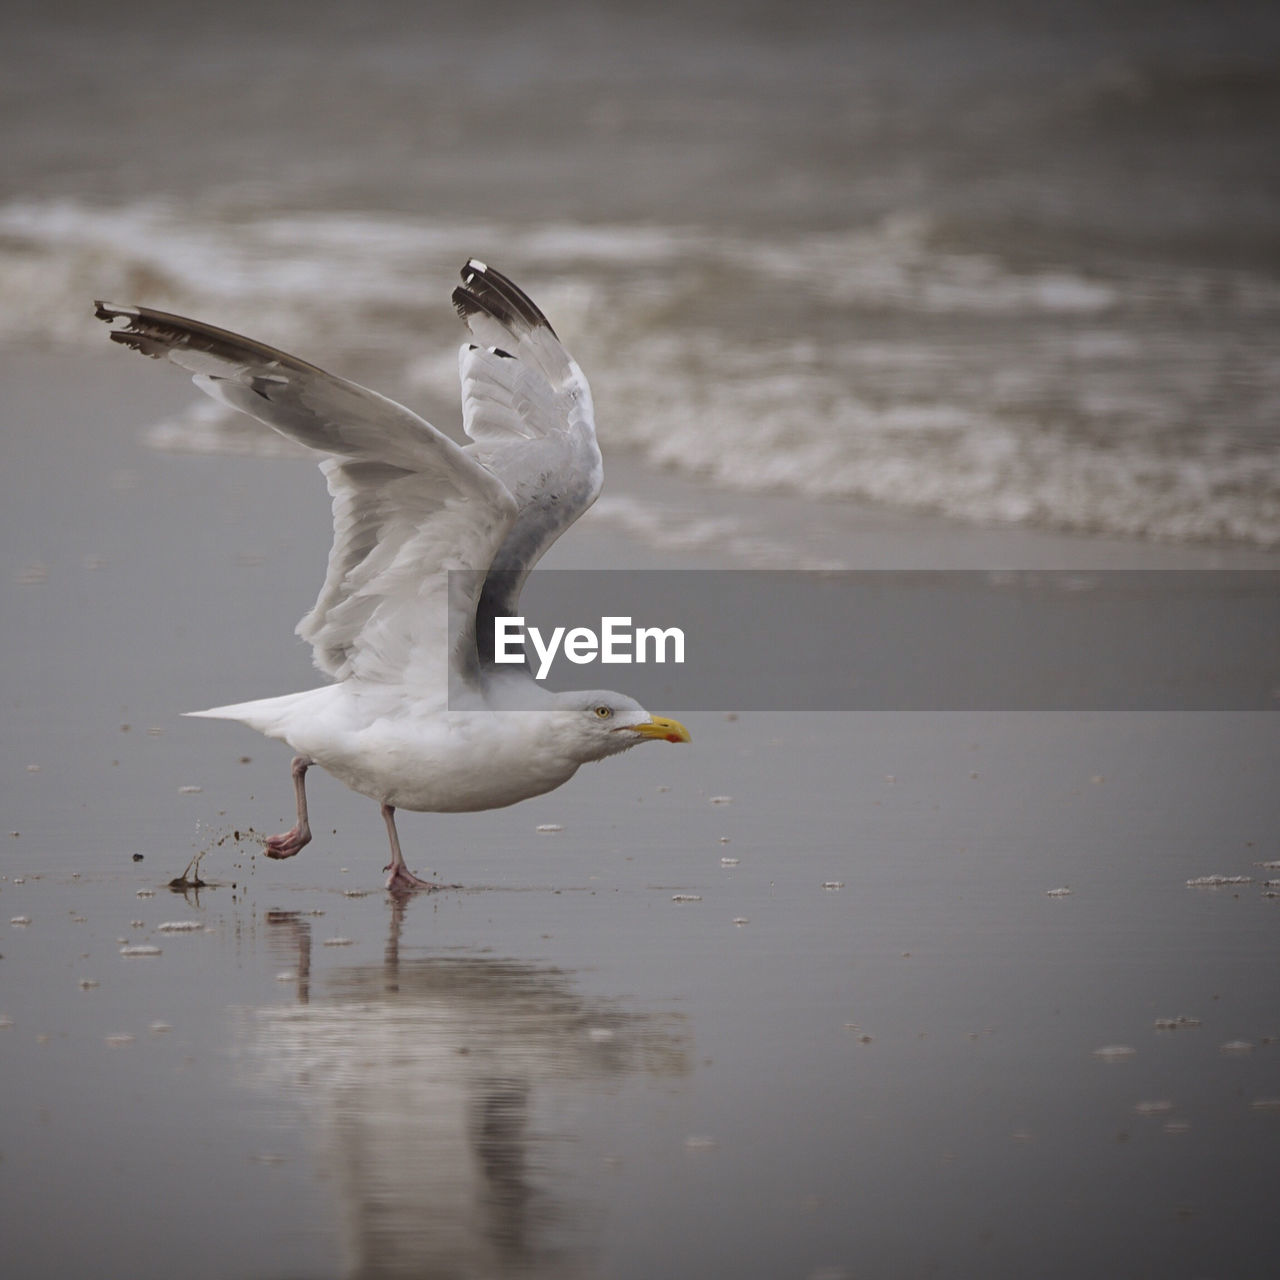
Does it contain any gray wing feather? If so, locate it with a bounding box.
[94,301,517,690]
[450,261,603,659]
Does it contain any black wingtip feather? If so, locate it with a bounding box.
[93,301,158,356]
[93,301,330,376]
[452,259,558,339]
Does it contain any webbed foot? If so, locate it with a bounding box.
[265,824,311,859]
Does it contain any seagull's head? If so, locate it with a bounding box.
[551,691,692,762]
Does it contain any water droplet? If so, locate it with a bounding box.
[10,916,31,926]
[709,795,732,805]
[178,785,203,795]
[157,920,203,932]
[535,823,563,833]
[720,856,740,866]
[119,944,162,957]
[1221,1040,1254,1054]
[323,937,354,946]
[671,894,702,903]
[732,916,750,925]
[822,881,845,891]
[1046,886,1072,897]
[105,1034,135,1046]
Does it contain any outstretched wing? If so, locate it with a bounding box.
[94,301,517,694]
[451,260,603,662]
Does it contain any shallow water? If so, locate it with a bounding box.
[5,712,1279,1280]
[4,355,1279,1278]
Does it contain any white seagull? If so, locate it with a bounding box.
[95,261,690,891]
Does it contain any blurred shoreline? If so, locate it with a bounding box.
[13,346,1278,575]
[3,0,1278,551]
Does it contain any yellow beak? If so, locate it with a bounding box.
[626,715,692,744]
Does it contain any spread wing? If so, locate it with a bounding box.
[94,301,518,695]
[451,260,603,663]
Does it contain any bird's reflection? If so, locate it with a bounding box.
[245,899,690,1278]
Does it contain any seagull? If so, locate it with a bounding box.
[95,260,690,891]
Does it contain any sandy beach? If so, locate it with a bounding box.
[3,347,1278,1279]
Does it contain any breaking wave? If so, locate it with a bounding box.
[3,197,1277,547]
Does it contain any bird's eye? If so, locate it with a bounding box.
[594,705,612,719]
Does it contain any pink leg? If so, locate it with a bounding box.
[381,803,441,891]
[265,755,313,859]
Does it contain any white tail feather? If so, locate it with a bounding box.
[183,691,319,740]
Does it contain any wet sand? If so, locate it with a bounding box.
[4,349,1279,1279]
